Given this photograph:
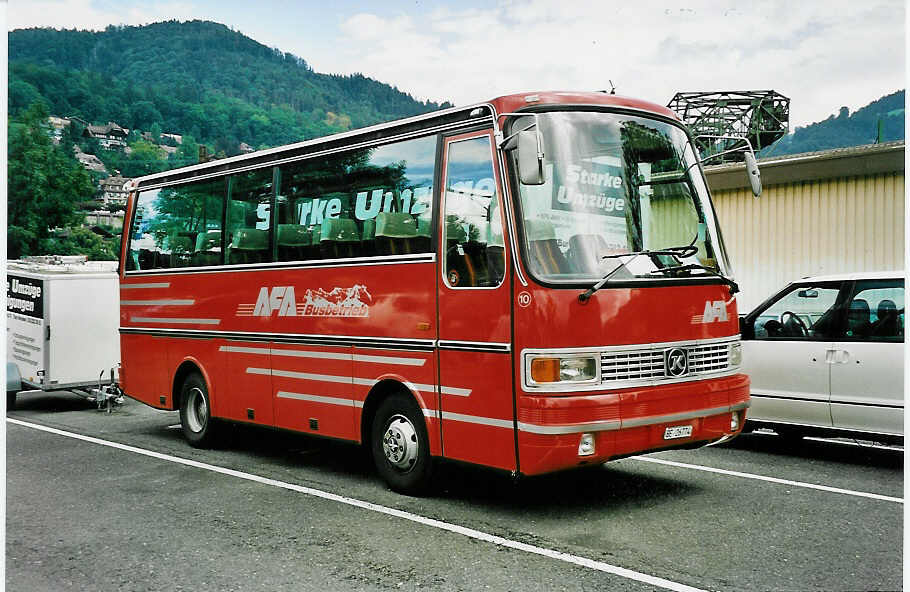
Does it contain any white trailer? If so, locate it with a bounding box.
[6,256,122,409]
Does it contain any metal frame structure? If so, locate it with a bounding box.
[668,91,789,163]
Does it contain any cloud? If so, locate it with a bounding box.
[326,0,904,127]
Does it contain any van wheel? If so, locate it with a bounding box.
[371,393,433,495]
[7,391,17,411]
[179,372,218,447]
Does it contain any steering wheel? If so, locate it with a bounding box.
[780,311,809,338]
[661,244,699,259]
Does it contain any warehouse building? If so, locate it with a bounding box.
[705,141,905,311]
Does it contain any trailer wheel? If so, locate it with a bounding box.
[371,393,433,495]
[7,391,17,411]
[179,372,218,447]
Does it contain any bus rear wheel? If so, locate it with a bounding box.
[371,393,433,495]
[179,372,218,448]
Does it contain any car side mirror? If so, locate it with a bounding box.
[517,128,545,185]
[739,315,753,339]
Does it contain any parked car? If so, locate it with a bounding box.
[740,271,904,442]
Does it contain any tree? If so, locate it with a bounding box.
[8,102,96,259]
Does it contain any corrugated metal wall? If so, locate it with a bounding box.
[711,171,905,312]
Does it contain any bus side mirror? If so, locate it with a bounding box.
[745,151,762,197]
[517,129,545,185]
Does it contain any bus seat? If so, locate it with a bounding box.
[485,221,506,284]
[376,212,418,255]
[229,200,251,227]
[413,214,433,253]
[228,228,269,264]
[525,219,569,275]
[361,218,377,257]
[445,216,475,287]
[170,235,194,267]
[567,234,609,274]
[193,230,222,267]
[463,222,491,286]
[320,218,360,259]
[137,248,156,270]
[277,224,313,262]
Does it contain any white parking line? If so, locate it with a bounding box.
[631,456,903,504]
[8,418,704,592]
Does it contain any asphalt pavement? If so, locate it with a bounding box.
[6,390,903,591]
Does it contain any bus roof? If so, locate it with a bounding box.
[130,91,679,190]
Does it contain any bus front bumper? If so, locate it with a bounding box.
[516,373,750,476]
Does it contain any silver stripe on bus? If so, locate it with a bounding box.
[353,354,426,366]
[352,377,471,397]
[220,345,425,366]
[120,282,171,289]
[120,299,195,306]
[129,317,221,325]
[517,420,621,435]
[440,411,513,430]
[246,368,352,384]
[276,391,354,407]
[220,346,271,355]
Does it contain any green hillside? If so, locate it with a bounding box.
[9,20,450,155]
[762,90,904,156]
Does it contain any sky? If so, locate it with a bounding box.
[5,0,906,129]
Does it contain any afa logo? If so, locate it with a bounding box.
[692,300,729,324]
[236,285,371,318]
[253,286,298,317]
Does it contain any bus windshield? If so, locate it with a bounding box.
[512,111,731,285]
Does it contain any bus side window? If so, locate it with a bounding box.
[127,177,224,270]
[227,168,274,265]
[277,135,437,262]
[442,135,504,288]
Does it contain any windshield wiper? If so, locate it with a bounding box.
[578,245,698,302]
[646,263,739,294]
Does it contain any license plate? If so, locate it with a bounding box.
[663,425,693,440]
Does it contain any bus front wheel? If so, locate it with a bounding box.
[371,393,433,495]
[179,372,218,448]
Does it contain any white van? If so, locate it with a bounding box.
[739,271,904,442]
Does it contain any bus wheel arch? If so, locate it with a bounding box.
[361,380,434,495]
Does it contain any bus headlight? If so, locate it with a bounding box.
[728,342,742,367]
[529,356,598,384]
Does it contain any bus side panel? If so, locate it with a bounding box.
[120,333,169,408]
[216,339,273,424]
[272,343,354,440]
[438,350,516,471]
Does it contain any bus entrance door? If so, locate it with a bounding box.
[437,131,516,471]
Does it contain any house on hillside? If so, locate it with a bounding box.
[73,146,108,174]
[161,132,183,144]
[239,142,255,154]
[99,175,131,207]
[46,115,71,145]
[83,121,129,150]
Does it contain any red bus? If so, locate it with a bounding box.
[119,91,751,494]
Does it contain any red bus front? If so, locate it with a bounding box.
[495,95,749,476]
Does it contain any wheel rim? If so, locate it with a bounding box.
[381,414,419,471]
[186,387,207,433]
